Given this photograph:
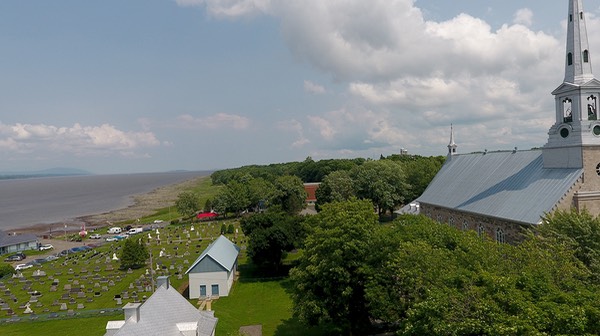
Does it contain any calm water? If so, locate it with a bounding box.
[0,171,209,230]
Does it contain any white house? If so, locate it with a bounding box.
[186,235,239,299]
[104,276,217,336]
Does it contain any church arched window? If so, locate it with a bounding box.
[588,95,597,120]
[477,224,485,238]
[563,98,573,122]
[462,220,469,231]
[495,228,505,244]
[584,50,590,63]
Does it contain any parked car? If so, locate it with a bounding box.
[14,263,33,271]
[39,244,54,251]
[106,236,118,242]
[107,227,122,234]
[89,234,102,239]
[4,253,25,262]
[44,255,59,262]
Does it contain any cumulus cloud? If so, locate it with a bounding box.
[175,0,594,155]
[177,113,251,130]
[303,80,326,94]
[0,122,160,156]
[514,8,534,27]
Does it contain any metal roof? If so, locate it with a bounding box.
[417,150,583,225]
[109,281,217,336]
[185,235,239,274]
[0,231,38,248]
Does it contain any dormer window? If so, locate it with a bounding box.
[568,52,573,65]
[584,50,590,63]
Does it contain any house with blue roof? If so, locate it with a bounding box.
[186,235,239,299]
[411,0,600,243]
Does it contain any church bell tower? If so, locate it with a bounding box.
[543,0,600,169]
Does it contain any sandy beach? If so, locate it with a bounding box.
[12,175,208,236]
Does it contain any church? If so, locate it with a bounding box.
[413,0,600,243]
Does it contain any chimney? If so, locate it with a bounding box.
[157,276,170,289]
[123,302,142,323]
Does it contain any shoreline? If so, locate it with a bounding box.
[11,175,208,236]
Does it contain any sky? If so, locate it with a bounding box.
[2,0,600,174]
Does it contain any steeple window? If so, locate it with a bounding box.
[570,14,573,22]
[588,95,597,120]
[568,52,573,66]
[581,12,584,20]
[563,98,573,122]
[584,50,590,63]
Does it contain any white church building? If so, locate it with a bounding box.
[414,0,600,243]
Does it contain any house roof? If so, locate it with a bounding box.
[0,231,38,248]
[110,282,217,336]
[185,235,239,274]
[417,150,583,225]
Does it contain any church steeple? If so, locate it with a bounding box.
[565,0,594,84]
[543,0,600,169]
[447,124,457,157]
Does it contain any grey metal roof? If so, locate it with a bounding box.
[110,283,217,336]
[0,231,38,248]
[185,235,239,274]
[417,150,583,225]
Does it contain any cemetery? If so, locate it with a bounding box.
[0,220,243,324]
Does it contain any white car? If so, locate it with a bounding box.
[105,236,118,242]
[14,264,33,271]
[38,244,54,251]
[89,234,102,239]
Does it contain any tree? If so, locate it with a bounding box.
[175,191,200,219]
[213,181,251,216]
[0,262,15,278]
[120,238,149,270]
[315,170,355,211]
[289,199,378,334]
[538,209,600,278]
[272,175,307,214]
[351,160,410,215]
[241,209,305,270]
[203,198,213,213]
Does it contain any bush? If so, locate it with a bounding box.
[0,262,15,278]
[220,224,227,235]
[227,224,235,234]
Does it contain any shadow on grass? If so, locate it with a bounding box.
[237,263,293,283]
[274,317,339,336]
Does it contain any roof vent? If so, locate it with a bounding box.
[512,147,518,153]
[484,149,487,155]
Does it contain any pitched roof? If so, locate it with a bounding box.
[0,231,38,248]
[417,150,583,225]
[185,235,239,274]
[110,283,217,336]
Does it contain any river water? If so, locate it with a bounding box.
[0,171,209,231]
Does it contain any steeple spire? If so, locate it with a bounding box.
[565,0,594,84]
[447,124,457,156]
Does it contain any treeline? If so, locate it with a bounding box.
[209,155,444,215]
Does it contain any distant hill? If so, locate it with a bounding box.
[0,167,92,180]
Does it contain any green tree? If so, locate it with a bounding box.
[120,238,149,270]
[0,262,15,278]
[213,181,251,216]
[315,170,355,211]
[175,191,200,219]
[272,175,307,214]
[203,198,213,213]
[290,199,378,334]
[351,160,409,215]
[241,209,305,270]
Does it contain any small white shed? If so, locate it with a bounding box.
[186,235,239,299]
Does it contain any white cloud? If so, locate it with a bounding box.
[0,122,160,156]
[277,119,309,147]
[513,8,533,27]
[175,0,597,156]
[303,80,326,94]
[177,113,251,130]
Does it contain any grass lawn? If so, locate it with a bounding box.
[213,278,328,336]
[0,313,120,336]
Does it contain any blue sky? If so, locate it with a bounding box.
[1,0,600,174]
